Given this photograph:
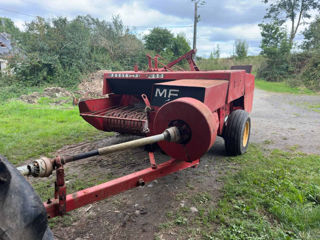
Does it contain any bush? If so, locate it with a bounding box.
[301,51,320,91]
[198,55,265,74]
[0,73,45,102]
[7,15,147,89]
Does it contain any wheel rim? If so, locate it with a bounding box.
[242,120,250,147]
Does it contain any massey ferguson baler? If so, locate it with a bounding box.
[0,50,254,239]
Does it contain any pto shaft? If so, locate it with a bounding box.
[17,127,181,177]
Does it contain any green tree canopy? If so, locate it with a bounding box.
[170,34,191,57]
[258,21,291,81]
[144,27,174,53]
[234,39,248,59]
[209,44,220,59]
[302,16,320,50]
[0,17,21,39]
[264,0,320,45]
[144,28,191,63]
[10,15,146,87]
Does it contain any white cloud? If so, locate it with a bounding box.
[116,1,190,27]
[2,0,269,57]
[12,18,26,30]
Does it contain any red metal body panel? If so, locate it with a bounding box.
[226,71,245,103]
[44,158,199,218]
[82,68,254,137]
[154,97,218,161]
[79,96,121,131]
[244,74,255,113]
[153,79,229,112]
[81,51,254,146]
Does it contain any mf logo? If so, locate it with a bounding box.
[155,88,180,98]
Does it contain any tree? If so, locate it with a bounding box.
[264,0,320,45]
[258,21,291,81]
[234,40,248,59]
[302,16,320,50]
[143,27,174,53]
[170,34,191,57]
[0,17,21,39]
[209,44,220,59]
[144,28,191,62]
[10,15,147,87]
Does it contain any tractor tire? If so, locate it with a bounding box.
[224,110,251,156]
[0,155,53,240]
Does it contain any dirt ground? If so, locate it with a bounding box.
[49,88,320,239]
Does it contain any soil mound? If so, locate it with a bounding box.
[20,87,73,104]
[77,70,109,98]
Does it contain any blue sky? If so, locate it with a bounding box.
[0,0,306,57]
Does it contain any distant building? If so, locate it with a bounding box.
[0,58,7,71]
[0,32,12,72]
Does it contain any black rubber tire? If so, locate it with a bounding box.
[0,155,53,240]
[224,110,251,156]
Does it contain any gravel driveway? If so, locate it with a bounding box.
[251,88,320,154]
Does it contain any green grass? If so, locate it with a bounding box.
[255,78,316,94]
[307,104,320,113]
[0,100,111,165]
[157,145,320,239]
[211,146,320,239]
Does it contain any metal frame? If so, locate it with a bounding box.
[44,156,199,218]
[147,49,199,72]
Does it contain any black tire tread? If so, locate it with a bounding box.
[0,155,53,240]
[224,110,250,155]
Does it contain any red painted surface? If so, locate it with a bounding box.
[154,98,217,162]
[80,51,255,145]
[244,73,255,113]
[44,158,199,218]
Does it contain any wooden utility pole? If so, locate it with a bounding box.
[193,1,198,51]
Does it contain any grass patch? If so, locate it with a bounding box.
[307,104,320,113]
[211,146,320,239]
[0,100,111,165]
[0,99,113,228]
[255,78,316,94]
[157,145,320,239]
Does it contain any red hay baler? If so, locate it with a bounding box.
[0,50,254,239]
[79,49,254,158]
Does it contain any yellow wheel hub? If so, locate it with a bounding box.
[242,121,250,147]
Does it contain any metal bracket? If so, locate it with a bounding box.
[148,152,157,169]
[54,157,66,216]
[141,94,151,112]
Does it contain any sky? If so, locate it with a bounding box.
[0,0,309,57]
